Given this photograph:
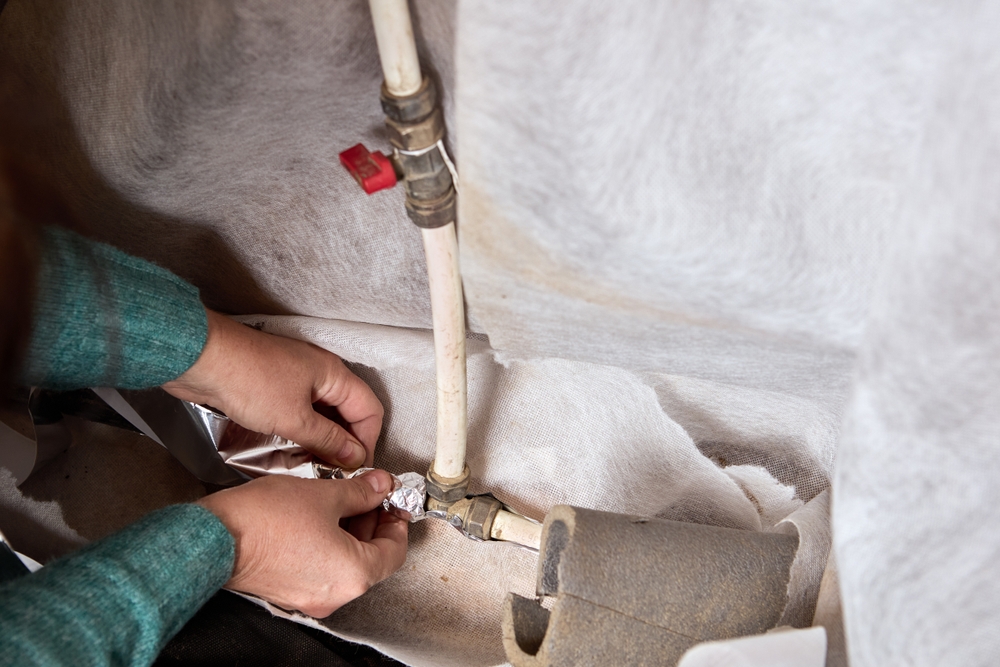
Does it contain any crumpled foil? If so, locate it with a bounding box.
[188,403,342,480]
[335,467,427,522]
[192,405,428,521]
[85,389,429,521]
[190,403,427,521]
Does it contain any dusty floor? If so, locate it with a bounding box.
[1,397,206,561]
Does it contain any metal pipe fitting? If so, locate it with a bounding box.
[432,494,503,541]
[380,75,456,229]
[381,78,445,152]
[425,463,471,503]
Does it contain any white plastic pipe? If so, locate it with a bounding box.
[368,0,422,96]
[369,0,468,482]
[422,224,468,479]
[491,510,543,551]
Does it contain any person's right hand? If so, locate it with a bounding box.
[198,469,408,617]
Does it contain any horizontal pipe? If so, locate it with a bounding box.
[491,510,543,551]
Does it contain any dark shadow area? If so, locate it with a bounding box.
[156,591,405,667]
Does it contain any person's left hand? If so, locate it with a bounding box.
[163,309,382,469]
[198,469,408,617]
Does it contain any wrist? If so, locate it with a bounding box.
[163,308,234,402]
[196,489,256,586]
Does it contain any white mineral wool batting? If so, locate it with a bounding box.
[458,2,1000,664]
[833,10,1000,664]
[0,0,460,331]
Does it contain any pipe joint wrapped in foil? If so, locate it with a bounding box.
[335,468,427,522]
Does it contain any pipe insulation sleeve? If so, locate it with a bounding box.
[491,510,543,551]
[422,223,468,479]
[368,0,422,97]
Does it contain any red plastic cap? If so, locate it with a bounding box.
[339,143,397,194]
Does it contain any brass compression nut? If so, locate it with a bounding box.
[381,77,444,151]
[386,107,445,151]
[380,76,437,124]
[431,495,502,540]
[425,464,471,503]
[464,495,503,540]
[405,187,456,229]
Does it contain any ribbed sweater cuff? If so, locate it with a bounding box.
[0,504,234,667]
[20,226,208,389]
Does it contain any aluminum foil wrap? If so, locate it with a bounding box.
[336,467,427,522]
[188,403,338,480]
[191,403,427,521]
[79,389,428,521]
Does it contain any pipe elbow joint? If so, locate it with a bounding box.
[432,494,503,541]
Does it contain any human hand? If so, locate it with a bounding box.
[198,469,408,617]
[163,309,382,468]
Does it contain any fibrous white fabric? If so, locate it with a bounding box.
[677,627,827,667]
[239,315,824,665]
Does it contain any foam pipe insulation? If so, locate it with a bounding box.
[503,506,799,666]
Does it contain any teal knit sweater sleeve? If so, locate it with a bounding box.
[20,226,208,389]
[0,504,235,667]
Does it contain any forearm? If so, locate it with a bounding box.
[0,505,234,667]
[20,226,207,389]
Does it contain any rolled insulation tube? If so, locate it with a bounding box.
[491,510,543,551]
[422,224,468,480]
[368,0,422,97]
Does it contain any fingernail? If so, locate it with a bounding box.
[338,440,366,467]
[361,469,389,495]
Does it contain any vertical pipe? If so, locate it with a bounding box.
[422,224,468,479]
[369,0,469,483]
[368,0,422,96]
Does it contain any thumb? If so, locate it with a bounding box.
[289,410,367,468]
[334,470,395,519]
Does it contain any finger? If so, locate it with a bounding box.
[347,508,380,542]
[312,357,384,461]
[356,514,409,584]
[291,409,367,468]
[350,415,381,468]
[333,470,394,518]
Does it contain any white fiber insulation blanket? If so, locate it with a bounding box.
[236,315,834,666]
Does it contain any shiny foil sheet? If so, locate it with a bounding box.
[190,404,426,521]
[188,403,335,480]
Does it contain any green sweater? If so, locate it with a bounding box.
[1,227,236,666]
[20,226,208,389]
